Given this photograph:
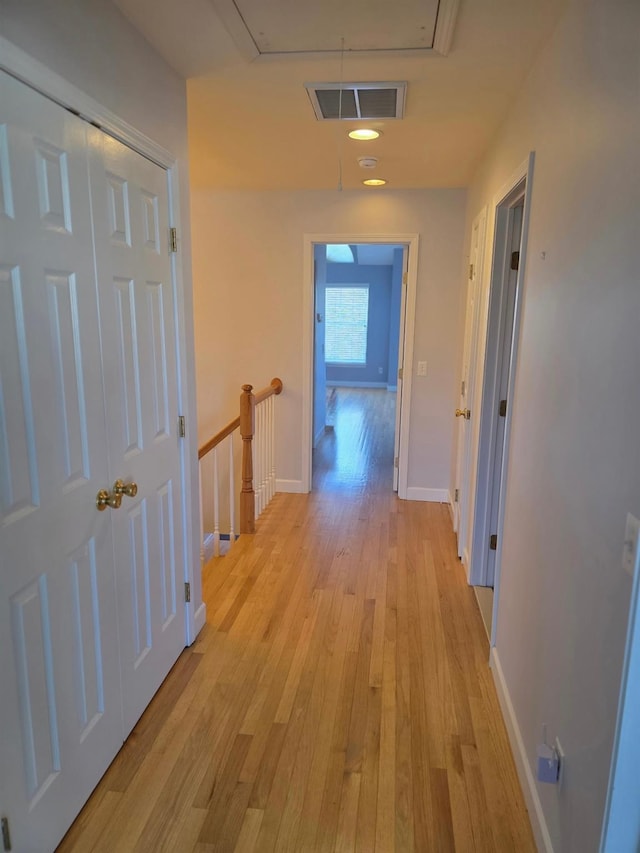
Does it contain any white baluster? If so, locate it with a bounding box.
[269,394,275,503]
[228,431,235,545]
[262,397,271,509]
[199,458,205,566]
[260,401,266,514]
[254,405,262,518]
[213,447,220,557]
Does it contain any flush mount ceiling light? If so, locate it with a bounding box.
[348,129,381,141]
[363,178,387,187]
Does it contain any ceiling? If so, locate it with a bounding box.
[114,0,564,191]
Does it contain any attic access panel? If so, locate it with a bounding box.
[211,0,459,57]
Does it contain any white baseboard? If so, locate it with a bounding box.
[192,602,207,642]
[276,479,306,494]
[490,647,554,853]
[405,487,450,503]
[326,380,387,388]
[449,490,458,529]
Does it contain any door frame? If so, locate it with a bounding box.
[469,154,534,644]
[302,233,419,497]
[0,36,204,645]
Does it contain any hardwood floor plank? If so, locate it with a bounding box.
[232,808,264,853]
[58,389,535,853]
[334,772,362,853]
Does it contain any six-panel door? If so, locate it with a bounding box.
[89,129,185,738]
[0,72,123,851]
[0,70,186,851]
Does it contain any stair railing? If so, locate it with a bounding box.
[198,377,283,561]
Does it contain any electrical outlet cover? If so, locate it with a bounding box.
[536,743,559,784]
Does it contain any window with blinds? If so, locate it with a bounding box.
[325,285,369,365]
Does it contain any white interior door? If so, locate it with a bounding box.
[88,130,185,736]
[455,211,486,561]
[0,72,122,851]
[392,247,409,492]
[1,71,188,850]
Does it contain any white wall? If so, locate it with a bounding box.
[191,188,467,494]
[1,0,203,631]
[460,0,640,848]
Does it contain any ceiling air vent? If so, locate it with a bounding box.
[305,82,406,121]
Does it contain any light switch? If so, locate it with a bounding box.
[622,513,640,576]
[417,361,427,377]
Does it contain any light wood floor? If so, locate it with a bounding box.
[58,388,535,852]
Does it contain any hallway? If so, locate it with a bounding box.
[58,389,535,851]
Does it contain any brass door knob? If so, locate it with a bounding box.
[455,408,471,420]
[113,479,138,498]
[96,489,123,511]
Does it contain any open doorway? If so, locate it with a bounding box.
[312,243,406,491]
[465,155,534,641]
[302,234,419,496]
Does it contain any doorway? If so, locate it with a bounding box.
[467,155,534,641]
[302,235,419,495]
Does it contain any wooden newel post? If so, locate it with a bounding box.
[240,384,255,534]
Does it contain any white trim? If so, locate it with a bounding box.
[0,38,203,646]
[0,37,174,168]
[276,479,306,493]
[405,487,449,503]
[326,380,388,388]
[433,0,461,55]
[599,532,640,851]
[192,603,207,643]
[303,233,419,497]
[212,0,458,60]
[488,153,535,646]
[490,648,554,853]
[387,384,397,392]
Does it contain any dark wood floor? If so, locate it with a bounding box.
[58,388,535,852]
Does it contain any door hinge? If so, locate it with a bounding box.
[510,250,519,271]
[398,367,403,380]
[184,582,191,603]
[489,534,497,551]
[461,380,466,396]
[394,456,399,468]
[170,227,178,253]
[178,415,186,438]
[469,263,474,279]
[499,399,507,417]
[402,272,407,285]
[454,489,459,503]
[1,817,11,852]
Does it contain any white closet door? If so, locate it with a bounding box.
[88,131,185,736]
[0,73,122,851]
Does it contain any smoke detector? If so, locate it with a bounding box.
[357,156,379,170]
